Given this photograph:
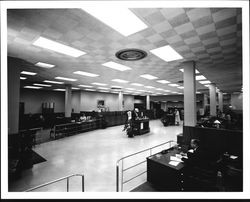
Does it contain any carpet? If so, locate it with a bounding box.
[31,150,46,165]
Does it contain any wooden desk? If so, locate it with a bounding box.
[132,118,150,135]
[147,148,186,191]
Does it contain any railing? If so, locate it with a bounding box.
[24,174,84,192]
[116,140,177,192]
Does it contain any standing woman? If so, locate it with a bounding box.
[174,108,180,126]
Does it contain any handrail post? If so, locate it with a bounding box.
[82,175,84,192]
[67,177,69,192]
[116,163,119,192]
[121,160,124,192]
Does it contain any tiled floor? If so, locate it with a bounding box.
[9,119,183,192]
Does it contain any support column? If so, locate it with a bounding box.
[183,61,196,126]
[118,91,123,111]
[203,94,208,108]
[8,57,21,134]
[209,83,217,116]
[218,91,223,113]
[65,84,72,118]
[146,95,150,110]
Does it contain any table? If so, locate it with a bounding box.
[132,118,150,135]
[147,147,186,191]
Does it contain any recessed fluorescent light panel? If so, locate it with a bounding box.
[53,89,65,91]
[102,61,132,71]
[112,79,129,83]
[20,77,27,80]
[79,85,93,88]
[168,84,179,87]
[21,71,37,76]
[55,77,77,81]
[157,80,170,84]
[72,87,80,90]
[177,86,184,89]
[196,75,207,80]
[33,37,86,57]
[82,7,147,36]
[92,82,107,86]
[85,88,96,91]
[131,83,143,86]
[199,80,211,84]
[24,86,42,89]
[111,85,122,88]
[125,88,135,90]
[150,45,183,62]
[204,85,210,87]
[35,62,55,68]
[156,88,164,91]
[97,87,109,90]
[99,90,109,93]
[44,80,64,84]
[33,83,52,87]
[73,71,99,77]
[145,86,155,89]
[140,74,158,80]
[179,69,200,73]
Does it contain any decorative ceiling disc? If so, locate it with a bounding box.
[115,49,147,61]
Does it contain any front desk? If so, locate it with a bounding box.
[132,118,150,136]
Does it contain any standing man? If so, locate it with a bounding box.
[174,108,180,125]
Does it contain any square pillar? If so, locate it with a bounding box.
[209,83,217,116]
[65,85,72,117]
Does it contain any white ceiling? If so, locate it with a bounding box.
[7,7,242,95]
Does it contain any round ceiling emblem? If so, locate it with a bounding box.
[115,49,147,61]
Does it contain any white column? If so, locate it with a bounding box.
[218,91,223,113]
[65,84,72,117]
[203,94,208,108]
[8,57,21,134]
[183,61,196,126]
[209,83,217,116]
[146,95,150,110]
[118,91,123,111]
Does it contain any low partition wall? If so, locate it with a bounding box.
[180,126,243,158]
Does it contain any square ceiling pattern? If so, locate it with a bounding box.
[7,7,242,95]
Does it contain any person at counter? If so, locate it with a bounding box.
[79,113,87,122]
[132,108,140,120]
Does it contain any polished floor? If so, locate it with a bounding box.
[9,119,183,192]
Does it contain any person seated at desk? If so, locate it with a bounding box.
[79,113,87,122]
[181,139,204,167]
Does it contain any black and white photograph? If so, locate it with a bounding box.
[1,0,249,200]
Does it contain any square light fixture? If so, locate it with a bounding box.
[21,71,37,76]
[140,74,158,80]
[24,86,42,89]
[145,86,155,89]
[111,79,129,83]
[196,75,207,80]
[53,89,66,91]
[92,82,107,86]
[150,45,183,62]
[168,84,179,87]
[82,7,147,36]
[79,85,93,88]
[33,83,52,87]
[131,83,143,86]
[102,61,131,71]
[55,77,77,81]
[20,77,27,80]
[199,80,211,84]
[33,37,86,57]
[179,68,200,73]
[35,62,55,68]
[73,71,99,77]
[156,80,170,84]
[44,80,64,84]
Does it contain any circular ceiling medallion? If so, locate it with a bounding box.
[115,49,147,61]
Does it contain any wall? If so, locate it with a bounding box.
[20,89,65,114]
[230,93,243,110]
[80,91,134,111]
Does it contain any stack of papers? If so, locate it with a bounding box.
[169,161,180,166]
[170,156,183,162]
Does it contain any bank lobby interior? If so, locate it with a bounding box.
[3,4,248,196]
